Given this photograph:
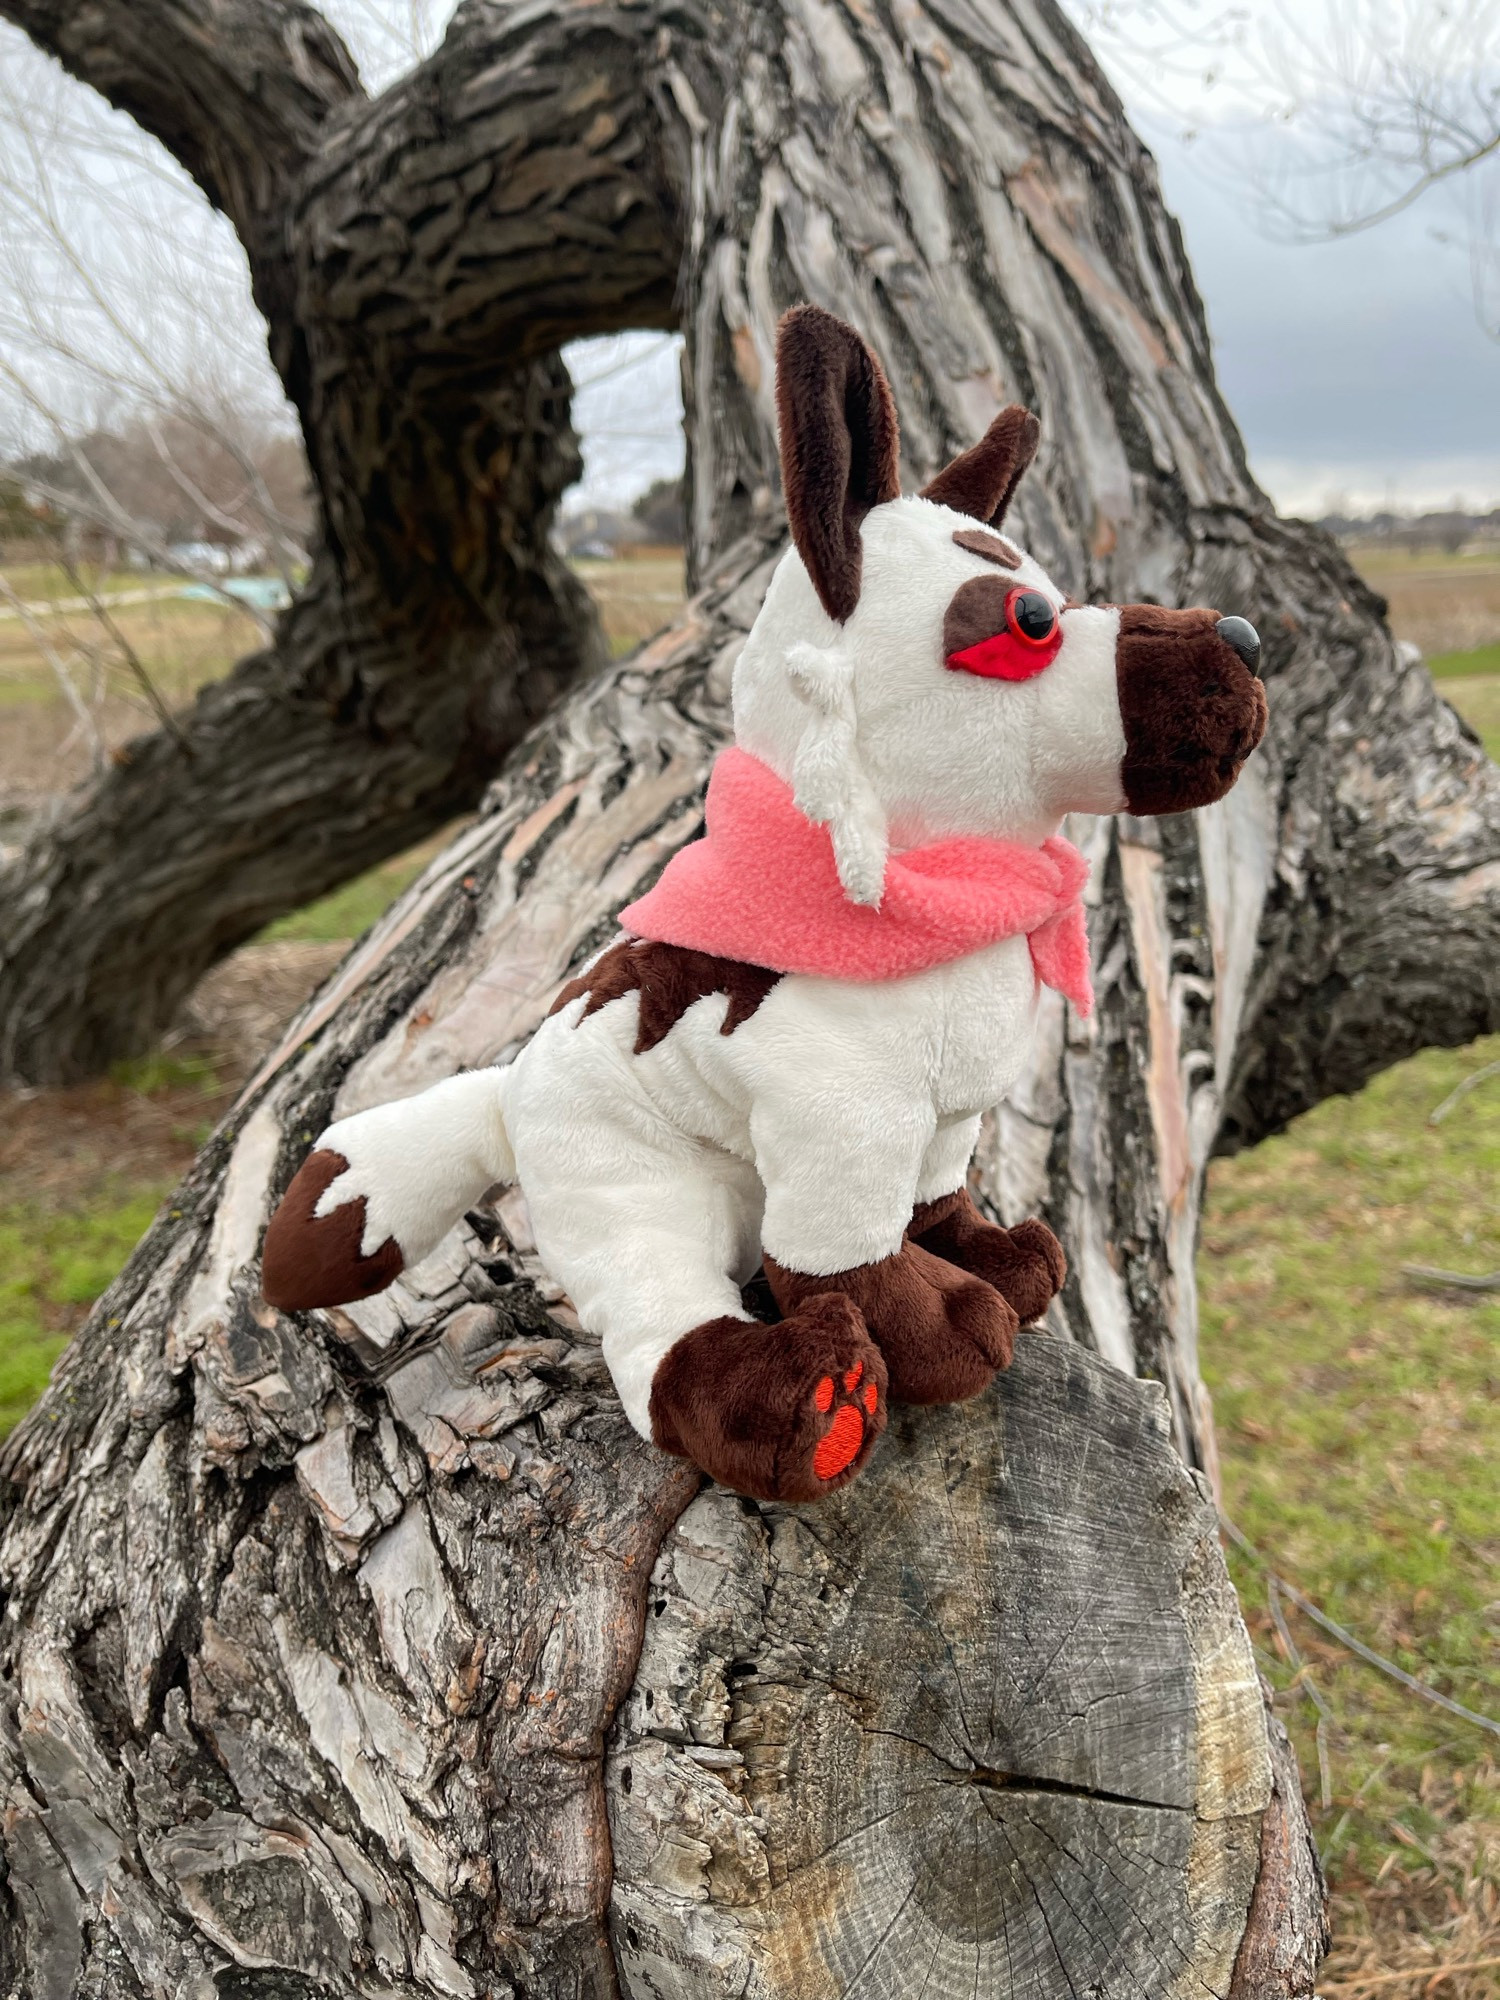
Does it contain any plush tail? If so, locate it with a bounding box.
[262,1068,515,1311]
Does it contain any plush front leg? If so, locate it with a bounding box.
[649,1296,887,1503]
[909,1188,1066,1325]
[764,1244,1017,1406]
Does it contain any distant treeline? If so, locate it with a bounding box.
[1320,507,1500,553]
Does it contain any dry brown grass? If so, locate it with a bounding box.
[1345,548,1500,658]
[1321,1772,1499,1998]
[571,550,685,654]
[0,589,263,813]
[3,548,1497,1984]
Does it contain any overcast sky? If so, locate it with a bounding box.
[1151,130,1499,514]
[2,2,1496,519]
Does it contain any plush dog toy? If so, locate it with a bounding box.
[263,306,1267,1504]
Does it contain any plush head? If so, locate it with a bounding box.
[732,306,1268,902]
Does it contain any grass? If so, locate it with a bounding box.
[570,551,685,655]
[0,1190,167,1433]
[1,547,1497,1979]
[1437,674,1500,762]
[1344,544,1500,576]
[1202,1034,1500,1992]
[0,1051,231,1433]
[1344,549,1500,663]
[259,834,453,944]
[1432,644,1500,681]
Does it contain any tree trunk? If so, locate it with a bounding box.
[1,0,1496,1992]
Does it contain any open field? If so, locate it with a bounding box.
[1346,543,1500,661]
[570,549,685,654]
[0,550,1497,1983]
[0,571,265,816]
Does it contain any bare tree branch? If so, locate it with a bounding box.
[0,0,363,253]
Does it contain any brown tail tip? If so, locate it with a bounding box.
[261,1147,404,1310]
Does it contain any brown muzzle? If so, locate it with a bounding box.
[1116,605,1268,815]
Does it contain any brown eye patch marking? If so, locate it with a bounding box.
[550,938,782,1054]
[952,528,1020,569]
[943,572,1013,659]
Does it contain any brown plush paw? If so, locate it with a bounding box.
[764,1241,1017,1407]
[261,1149,403,1310]
[648,1296,887,1503]
[910,1188,1065,1324]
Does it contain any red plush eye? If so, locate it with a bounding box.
[1006,587,1057,647]
[944,582,1065,681]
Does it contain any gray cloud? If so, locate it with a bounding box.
[1153,134,1500,511]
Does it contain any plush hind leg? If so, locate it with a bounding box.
[906,1116,1066,1326]
[513,1126,886,1504]
[262,1069,515,1309]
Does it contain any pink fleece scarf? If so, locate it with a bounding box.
[619,747,1093,1014]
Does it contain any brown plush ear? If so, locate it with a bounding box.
[775,305,902,623]
[920,404,1041,527]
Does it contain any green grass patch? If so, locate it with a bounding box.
[0,675,65,707]
[0,563,143,601]
[1442,674,1500,763]
[1200,1034,1500,1884]
[1346,544,1500,577]
[1429,644,1500,680]
[0,1185,171,1432]
[109,1051,223,1097]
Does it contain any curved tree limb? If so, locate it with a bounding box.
[0,0,700,1082]
[0,0,362,268]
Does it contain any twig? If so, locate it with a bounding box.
[57,554,192,755]
[1319,1959,1500,1992]
[1428,1058,1500,1125]
[1267,1576,1336,1810]
[1400,1264,1500,1296]
[1221,1516,1500,1742]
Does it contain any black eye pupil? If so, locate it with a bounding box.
[1011,591,1056,642]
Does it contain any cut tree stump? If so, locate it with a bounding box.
[609,1334,1280,1998]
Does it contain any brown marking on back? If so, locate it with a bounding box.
[952,528,1020,569]
[550,938,782,1055]
[921,404,1040,527]
[942,571,1012,660]
[262,1148,404,1311]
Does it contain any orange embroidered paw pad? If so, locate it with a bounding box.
[813,1402,866,1480]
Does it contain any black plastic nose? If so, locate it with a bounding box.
[1215,616,1261,677]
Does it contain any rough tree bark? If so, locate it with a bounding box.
[1,0,1496,1993]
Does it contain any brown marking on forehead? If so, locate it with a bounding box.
[551,938,782,1054]
[943,572,1012,659]
[953,528,1020,569]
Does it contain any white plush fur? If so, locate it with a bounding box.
[294,496,1121,1439]
[734,497,1128,891]
[314,1070,514,1269]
